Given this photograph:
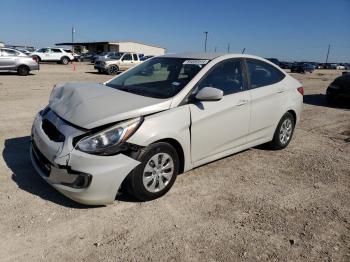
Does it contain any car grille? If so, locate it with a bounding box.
[31,141,51,177]
[42,119,65,142]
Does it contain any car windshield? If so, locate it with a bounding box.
[106,57,209,99]
[108,52,124,59]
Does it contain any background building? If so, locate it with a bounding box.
[0,42,4,48]
[56,40,166,56]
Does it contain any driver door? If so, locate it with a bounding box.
[120,53,134,70]
[189,59,251,164]
[41,48,52,61]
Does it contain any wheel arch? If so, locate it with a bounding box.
[17,64,30,70]
[287,109,297,124]
[153,138,185,174]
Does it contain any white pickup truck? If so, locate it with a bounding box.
[31,48,75,65]
[94,52,142,75]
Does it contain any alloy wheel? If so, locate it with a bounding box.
[279,118,293,145]
[142,153,174,193]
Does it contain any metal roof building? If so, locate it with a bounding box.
[55,40,166,56]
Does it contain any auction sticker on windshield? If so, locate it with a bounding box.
[183,60,209,65]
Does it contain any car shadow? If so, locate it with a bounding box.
[85,71,105,75]
[0,72,35,76]
[2,136,99,208]
[85,71,121,75]
[303,94,349,109]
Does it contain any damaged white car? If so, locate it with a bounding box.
[30,53,303,205]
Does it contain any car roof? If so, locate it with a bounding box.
[160,52,267,61]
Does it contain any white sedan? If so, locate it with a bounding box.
[30,53,303,205]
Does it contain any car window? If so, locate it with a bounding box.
[197,59,245,95]
[246,59,285,88]
[122,54,132,61]
[106,57,208,99]
[1,49,19,57]
[51,49,62,53]
[133,54,138,61]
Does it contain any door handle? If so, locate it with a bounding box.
[236,99,248,106]
[277,88,286,93]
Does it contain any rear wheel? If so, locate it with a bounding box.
[61,56,70,65]
[108,65,119,75]
[269,112,295,150]
[127,142,179,201]
[17,65,29,76]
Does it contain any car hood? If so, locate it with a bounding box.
[49,83,172,129]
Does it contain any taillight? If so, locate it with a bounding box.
[32,56,38,62]
[297,87,304,96]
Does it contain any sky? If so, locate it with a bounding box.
[1,0,349,62]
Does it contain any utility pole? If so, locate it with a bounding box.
[71,26,75,51]
[241,47,246,54]
[325,44,331,65]
[227,43,230,53]
[204,31,208,52]
[214,46,217,52]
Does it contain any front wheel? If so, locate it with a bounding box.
[269,112,295,150]
[127,142,179,201]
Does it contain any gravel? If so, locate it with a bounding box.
[0,64,349,261]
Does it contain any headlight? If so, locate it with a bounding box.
[76,117,142,155]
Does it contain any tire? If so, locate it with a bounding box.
[17,65,29,76]
[108,65,119,75]
[97,69,102,73]
[326,94,336,105]
[61,56,70,65]
[127,142,179,201]
[268,112,295,150]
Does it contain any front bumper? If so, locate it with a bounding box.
[30,112,140,205]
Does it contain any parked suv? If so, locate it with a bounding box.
[94,52,142,75]
[0,48,39,75]
[31,53,303,205]
[31,48,74,65]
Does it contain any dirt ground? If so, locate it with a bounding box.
[0,63,349,262]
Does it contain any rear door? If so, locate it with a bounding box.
[245,58,287,143]
[189,58,251,163]
[0,49,19,69]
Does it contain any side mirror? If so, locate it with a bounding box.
[195,87,223,101]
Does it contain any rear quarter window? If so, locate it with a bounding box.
[246,59,285,88]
